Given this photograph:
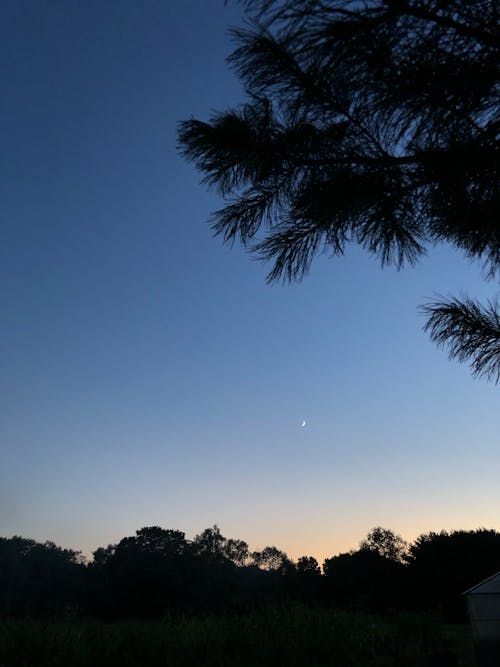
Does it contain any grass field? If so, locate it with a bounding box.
[0,606,475,666]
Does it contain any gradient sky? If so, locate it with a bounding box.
[1,0,499,566]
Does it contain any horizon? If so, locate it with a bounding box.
[2,1,499,571]
[4,522,500,569]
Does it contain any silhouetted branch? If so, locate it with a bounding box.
[422,296,500,382]
[181,0,500,380]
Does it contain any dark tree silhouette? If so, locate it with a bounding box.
[88,527,195,617]
[5,525,500,619]
[323,547,405,612]
[193,524,227,559]
[0,537,84,614]
[297,555,321,576]
[251,545,291,571]
[133,526,189,556]
[359,527,408,562]
[405,528,500,620]
[225,537,251,565]
[179,0,500,380]
[193,524,250,565]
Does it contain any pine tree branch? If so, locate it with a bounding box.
[421,296,500,382]
[398,2,499,51]
[182,0,500,381]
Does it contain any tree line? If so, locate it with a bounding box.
[1,525,500,621]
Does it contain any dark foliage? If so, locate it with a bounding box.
[421,295,500,382]
[0,537,84,615]
[1,608,460,667]
[359,526,409,562]
[323,548,407,612]
[2,525,500,622]
[85,525,295,618]
[178,0,500,380]
[405,528,500,620]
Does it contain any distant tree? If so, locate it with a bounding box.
[359,527,408,562]
[88,527,194,617]
[193,525,227,560]
[225,537,250,565]
[323,547,405,611]
[179,0,500,381]
[133,526,188,556]
[92,543,116,567]
[102,527,189,564]
[292,555,322,602]
[0,537,84,614]
[193,525,250,565]
[251,545,291,571]
[406,528,500,619]
[297,555,321,576]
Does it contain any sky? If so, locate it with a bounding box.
[1,0,498,566]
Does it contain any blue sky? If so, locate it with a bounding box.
[1,0,498,564]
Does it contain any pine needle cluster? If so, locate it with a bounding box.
[179,0,499,380]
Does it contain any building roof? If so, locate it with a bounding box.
[463,572,500,596]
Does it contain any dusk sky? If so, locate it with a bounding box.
[2,0,499,565]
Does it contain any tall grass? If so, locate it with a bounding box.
[0,606,474,666]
